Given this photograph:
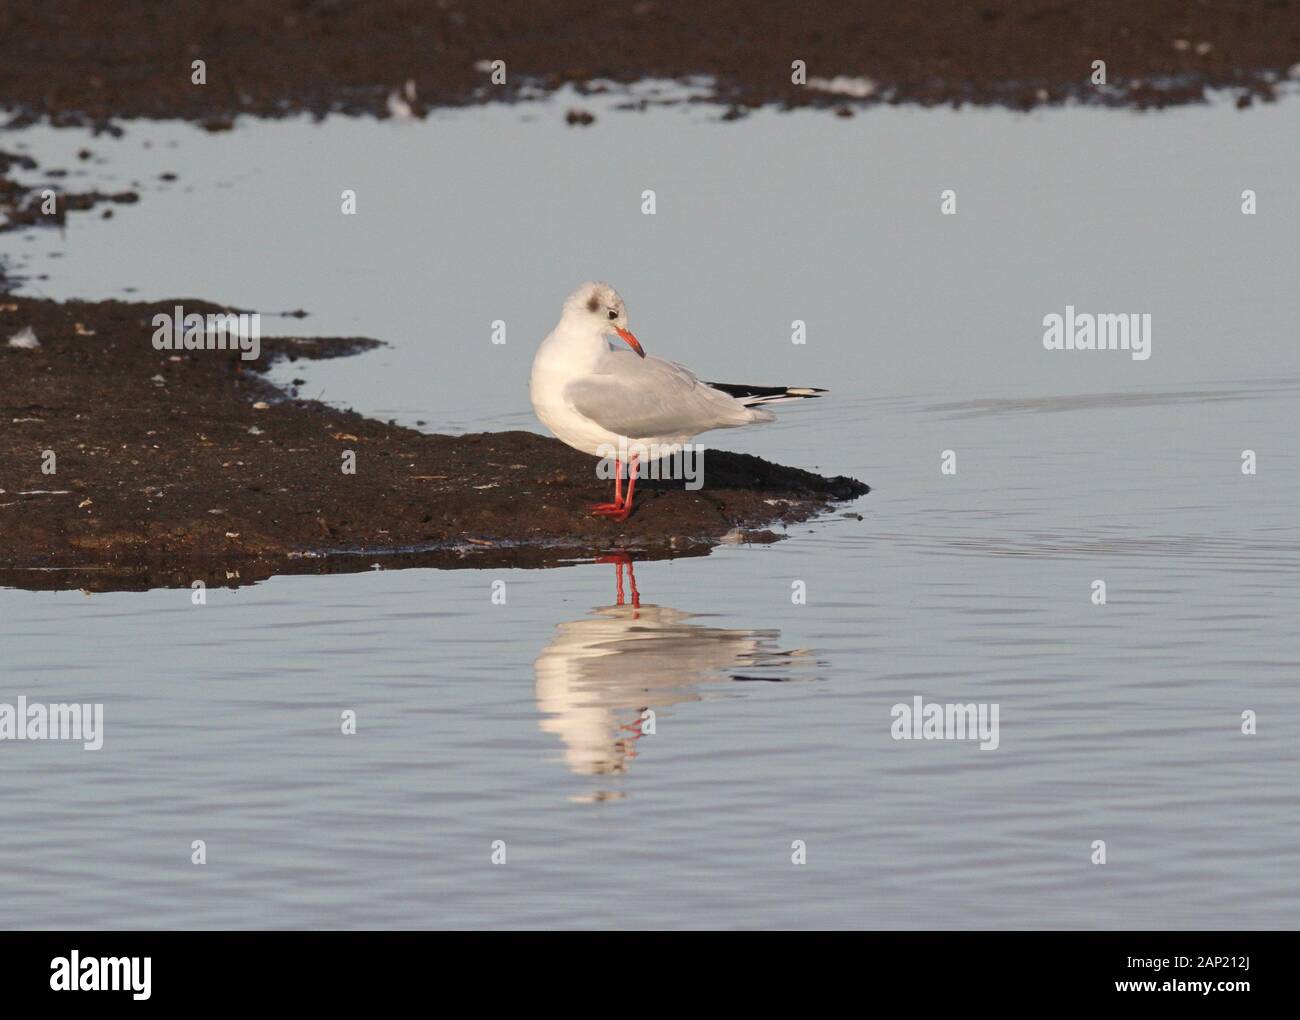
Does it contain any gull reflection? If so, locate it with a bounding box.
[534,554,811,781]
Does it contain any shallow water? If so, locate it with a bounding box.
[2,90,1298,929]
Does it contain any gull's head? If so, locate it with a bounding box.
[562,281,644,357]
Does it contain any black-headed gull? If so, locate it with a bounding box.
[530,282,825,521]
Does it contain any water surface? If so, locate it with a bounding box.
[2,90,1297,928]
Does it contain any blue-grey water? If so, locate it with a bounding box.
[1,89,1298,928]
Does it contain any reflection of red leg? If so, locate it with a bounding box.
[626,557,640,607]
[612,557,626,605]
[597,551,640,609]
[617,707,650,764]
[591,458,625,516]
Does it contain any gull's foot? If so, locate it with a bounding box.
[589,502,625,516]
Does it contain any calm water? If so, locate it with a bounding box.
[1,90,1297,929]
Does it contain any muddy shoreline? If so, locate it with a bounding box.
[6,2,1293,590]
[0,294,867,592]
[3,1,1298,128]
[1,121,866,593]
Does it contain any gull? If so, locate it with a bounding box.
[530,282,825,520]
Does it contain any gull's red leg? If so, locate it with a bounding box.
[610,454,639,523]
[591,458,625,515]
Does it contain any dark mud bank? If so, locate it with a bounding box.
[0,295,868,592]
[3,1,1297,126]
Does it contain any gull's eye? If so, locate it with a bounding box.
[607,308,618,320]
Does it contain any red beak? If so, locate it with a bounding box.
[614,326,645,358]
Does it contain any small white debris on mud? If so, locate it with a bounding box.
[7,326,40,349]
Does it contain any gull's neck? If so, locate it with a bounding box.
[545,312,613,367]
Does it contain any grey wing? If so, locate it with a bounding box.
[564,352,755,439]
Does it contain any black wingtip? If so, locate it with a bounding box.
[705,382,828,400]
